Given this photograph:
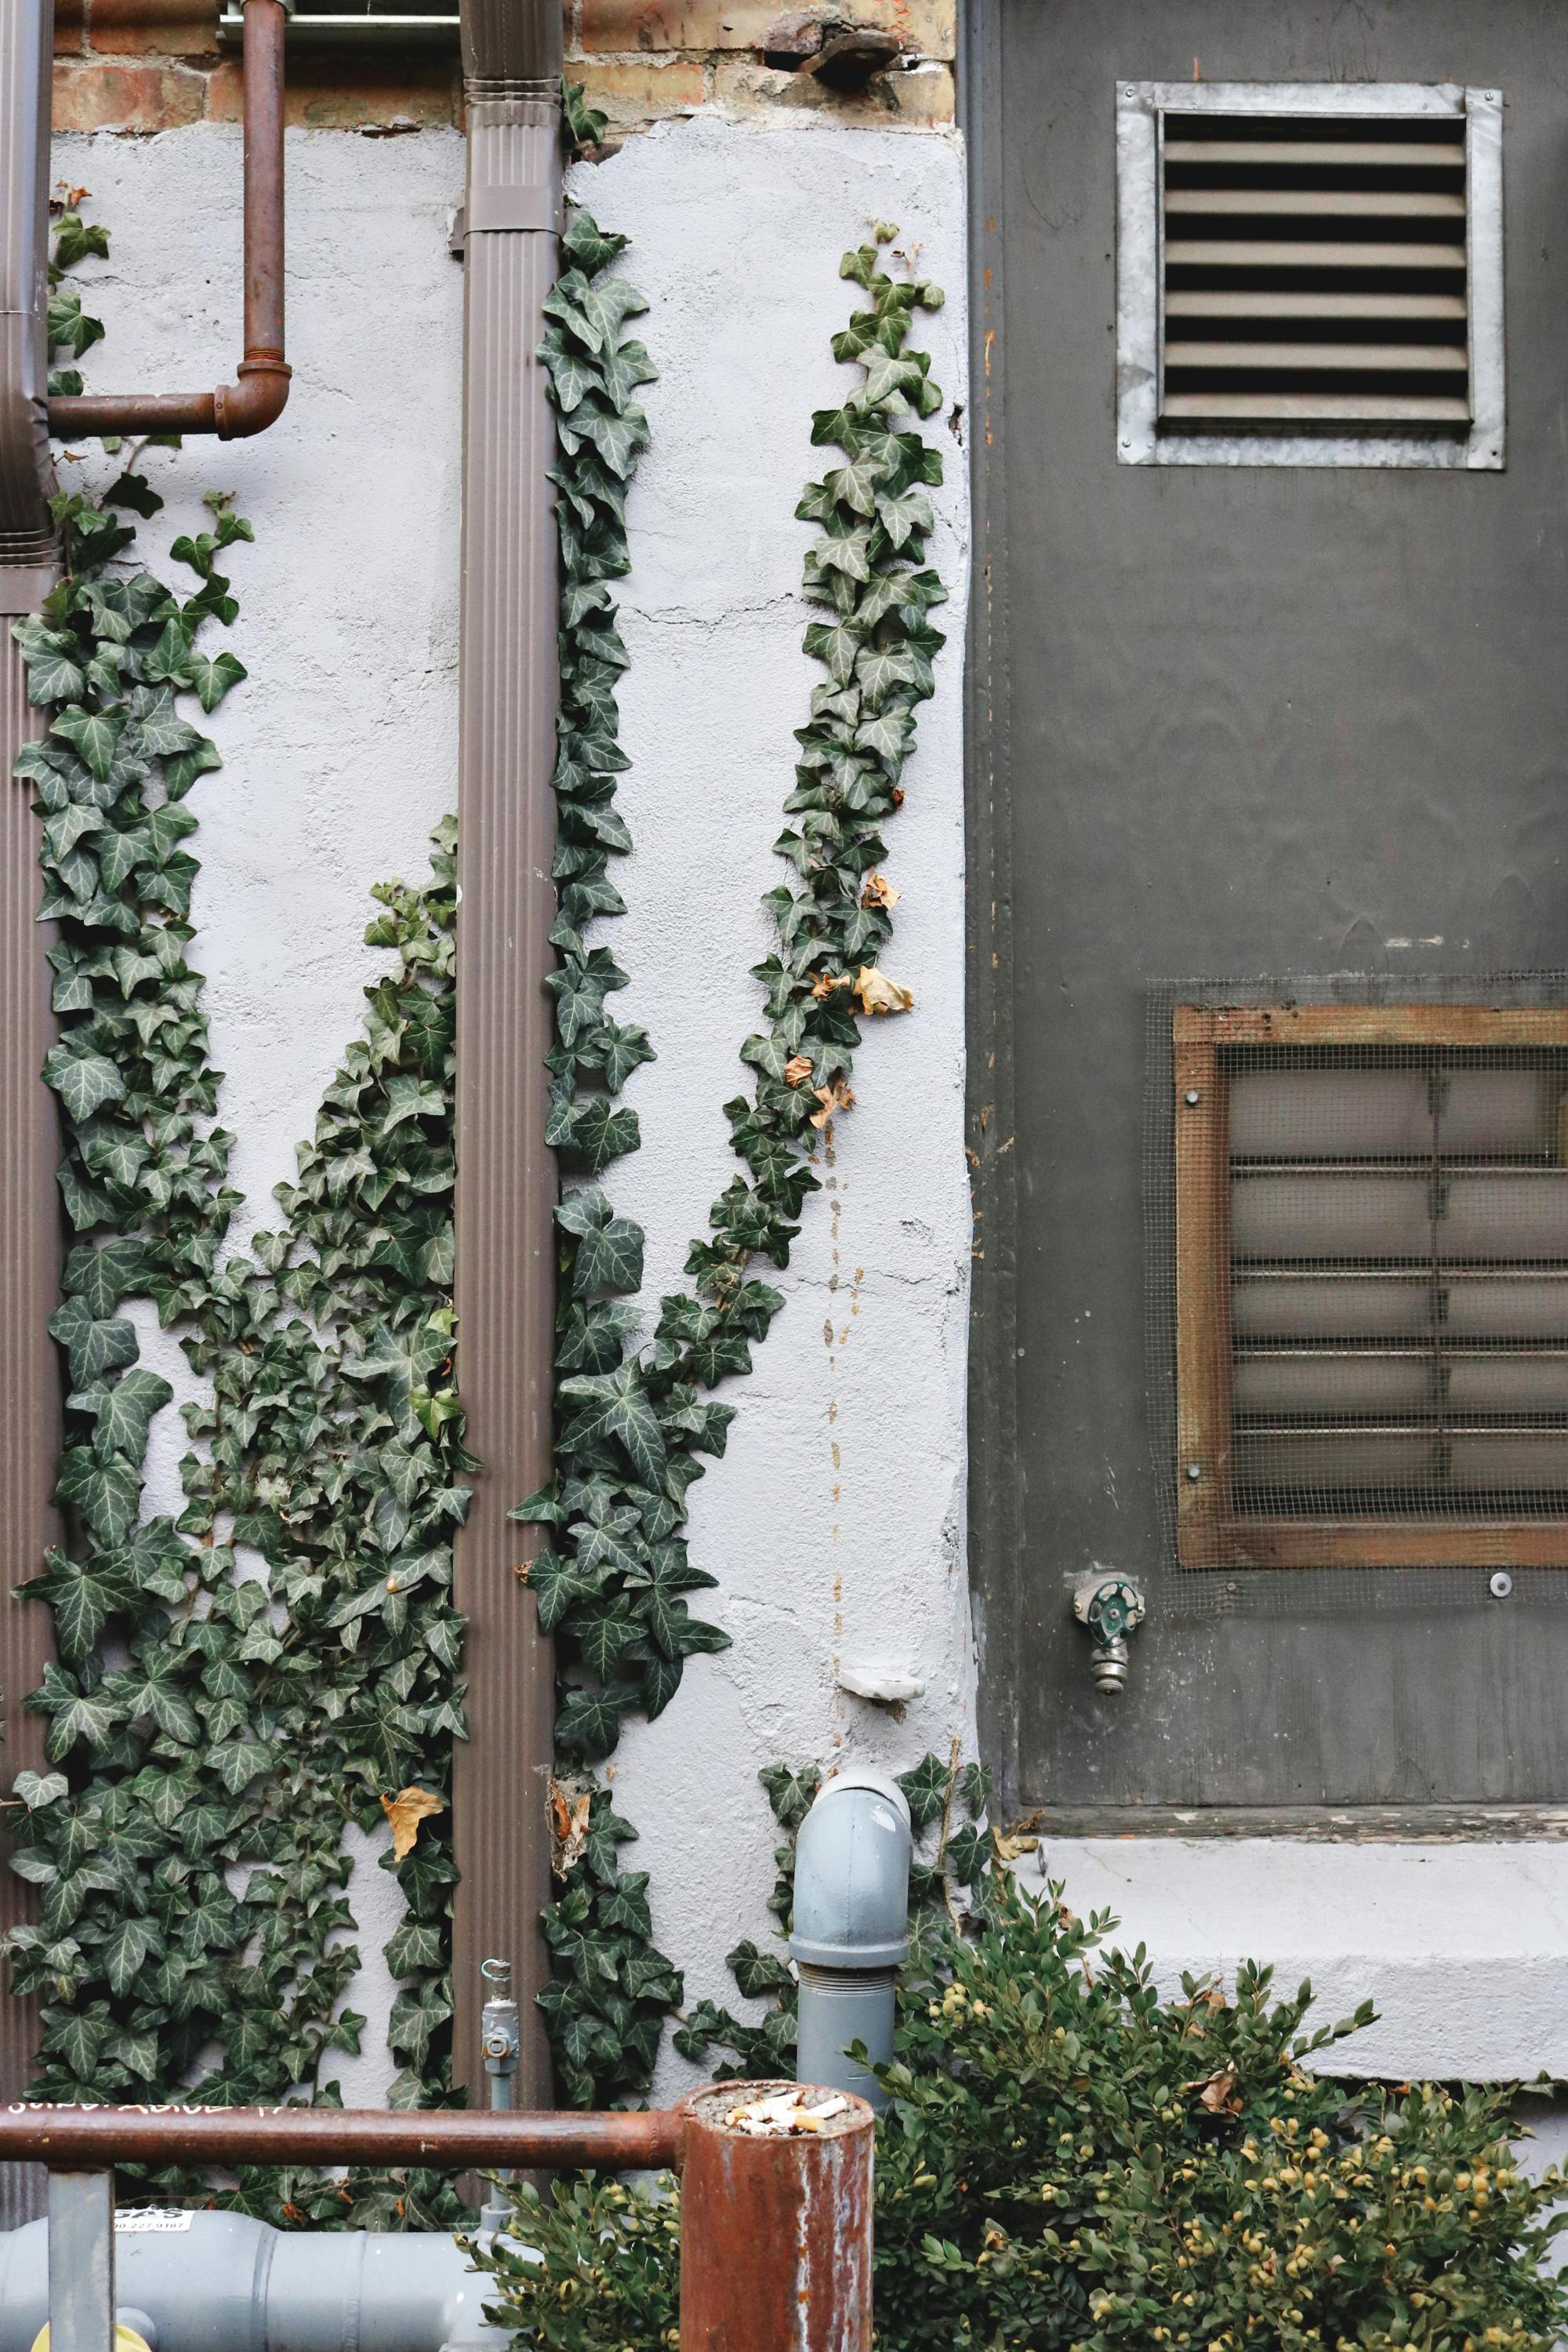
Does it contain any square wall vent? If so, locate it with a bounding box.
[1116,82,1504,469]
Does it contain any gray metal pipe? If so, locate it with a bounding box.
[0,2210,506,2352]
[789,1769,913,2112]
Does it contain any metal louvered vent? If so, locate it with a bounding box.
[1116,84,1504,469]
[1174,1008,1568,1570]
[1162,113,1469,434]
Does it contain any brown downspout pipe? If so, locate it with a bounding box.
[0,0,62,2234]
[45,0,291,441]
[449,0,561,2109]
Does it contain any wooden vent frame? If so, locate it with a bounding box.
[1174,1004,1568,1570]
[1116,81,1504,470]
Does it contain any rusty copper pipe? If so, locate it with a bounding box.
[45,0,290,441]
[0,2103,684,2171]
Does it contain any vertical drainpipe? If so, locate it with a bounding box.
[450,0,561,2107]
[0,0,62,2228]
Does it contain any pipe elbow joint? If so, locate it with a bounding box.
[789,1769,913,1973]
[215,358,291,440]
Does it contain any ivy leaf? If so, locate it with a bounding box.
[554,1680,639,1761]
[48,1296,139,1387]
[54,1447,141,1545]
[559,1189,644,1297]
[42,1041,125,1124]
[522,1549,596,1634]
[759,1761,822,1831]
[103,1916,162,1997]
[78,1367,174,1464]
[20,1547,132,1665]
[575,1608,632,1681]
[31,1662,118,1759]
[51,706,122,782]
[188,650,247,711]
[898,1751,954,1831]
[559,1363,667,1486]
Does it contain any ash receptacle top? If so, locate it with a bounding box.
[687,2082,872,2140]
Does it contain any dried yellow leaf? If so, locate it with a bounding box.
[549,1777,593,1877]
[853,964,913,1016]
[784,1054,813,1088]
[860,872,901,910]
[811,970,855,1000]
[811,1078,856,1130]
[380,1784,445,1862]
[993,1830,1039,1863]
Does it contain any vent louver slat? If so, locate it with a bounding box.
[1228,1053,1568,1518]
[1160,111,1471,434]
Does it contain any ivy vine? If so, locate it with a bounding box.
[5,201,466,2229]
[6,147,955,2157]
[528,189,949,2103]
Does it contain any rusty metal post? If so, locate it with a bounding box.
[677,2083,875,2352]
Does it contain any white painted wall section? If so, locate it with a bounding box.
[564,115,975,2099]
[51,121,466,2100]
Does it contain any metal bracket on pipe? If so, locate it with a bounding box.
[49,2172,114,2352]
[449,185,562,254]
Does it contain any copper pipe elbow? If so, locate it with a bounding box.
[215,355,292,439]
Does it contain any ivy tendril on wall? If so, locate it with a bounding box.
[6,197,467,2229]
[528,113,950,2102]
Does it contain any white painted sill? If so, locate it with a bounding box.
[1022,1839,1568,2084]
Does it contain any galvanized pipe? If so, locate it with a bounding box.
[45,0,292,441]
[0,2205,502,2352]
[449,0,561,2109]
[0,0,64,2232]
[676,2084,876,2352]
[790,1770,913,2112]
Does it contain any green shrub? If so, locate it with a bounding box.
[470,1874,1568,2352]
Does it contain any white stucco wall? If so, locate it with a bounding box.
[53,107,977,2101]
[564,117,974,2097]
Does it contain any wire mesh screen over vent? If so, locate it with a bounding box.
[1174,1006,1568,1570]
[1116,83,1504,468]
[1162,113,1469,433]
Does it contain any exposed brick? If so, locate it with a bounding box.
[208,52,459,128]
[89,1,221,62]
[710,50,953,122]
[54,16,88,55]
[572,54,705,125]
[51,57,208,131]
[576,0,954,59]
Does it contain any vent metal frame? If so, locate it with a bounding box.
[1175,1004,1568,1570]
[1116,80,1504,470]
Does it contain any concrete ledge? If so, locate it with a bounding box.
[1026,1839,1568,2083]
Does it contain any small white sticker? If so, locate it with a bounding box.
[114,2209,194,2234]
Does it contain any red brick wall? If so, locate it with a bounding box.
[52,0,953,136]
